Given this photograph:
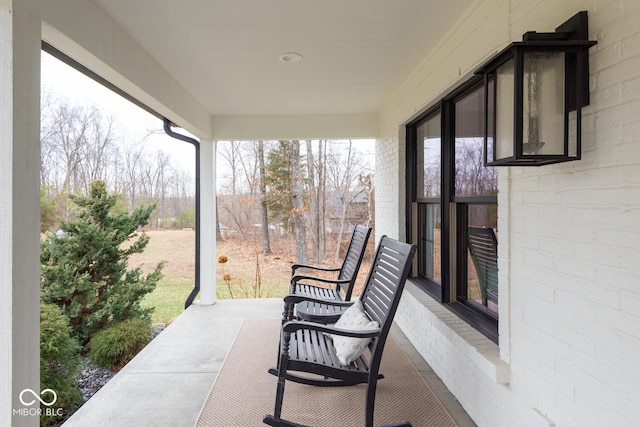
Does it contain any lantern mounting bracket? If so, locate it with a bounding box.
[523,11,589,42]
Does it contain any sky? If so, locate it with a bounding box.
[40,51,375,190]
[40,51,197,173]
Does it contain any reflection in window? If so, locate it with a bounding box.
[454,86,497,198]
[466,205,498,316]
[418,203,441,284]
[455,138,497,197]
[417,113,441,198]
[455,86,499,316]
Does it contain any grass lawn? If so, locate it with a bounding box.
[141,278,194,324]
[133,229,295,324]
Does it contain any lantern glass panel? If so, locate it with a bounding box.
[522,51,565,155]
[486,79,495,162]
[495,57,515,161]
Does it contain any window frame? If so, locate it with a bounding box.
[406,76,499,343]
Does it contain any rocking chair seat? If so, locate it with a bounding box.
[292,277,346,301]
[274,321,379,387]
[295,299,349,323]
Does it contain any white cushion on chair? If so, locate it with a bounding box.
[332,300,379,365]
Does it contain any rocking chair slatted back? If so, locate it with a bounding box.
[291,224,372,302]
[288,225,372,325]
[360,237,416,369]
[337,225,372,294]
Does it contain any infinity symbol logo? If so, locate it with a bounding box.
[19,388,57,407]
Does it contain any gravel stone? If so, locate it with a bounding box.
[76,323,166,401]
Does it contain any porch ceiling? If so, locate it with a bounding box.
[93,0,473,118]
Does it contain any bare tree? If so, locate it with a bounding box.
[238,142,260,196]
[40,93,198,231]
[306,140,321,262]
[359,173,374,228]
[40,94,59,191]
[218,141,243,195]
[258,140,271,253]
[138,150,173,226]
[75,110,117,189]
[217,141,259,235]
[455,138,497,197]
[216,200,224,241]
[121,139,147,209]
[40,98,121,194]
[317,140,327,257]
[326,140,370,262]
[46,103,89,193]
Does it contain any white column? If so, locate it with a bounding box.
[0,1,41,426]
[198,139,216,305]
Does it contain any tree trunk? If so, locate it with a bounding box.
[290,140,308,264]
[359,173,374,228]
[306,140,320,263]
[215,198,223,241]
[334,200,349,263]
[318,140,326,258]
[258,141,271,253]
[334,141,353,263]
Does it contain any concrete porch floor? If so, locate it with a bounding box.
[62,298,476,427]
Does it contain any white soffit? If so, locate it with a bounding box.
[94,0,474,118]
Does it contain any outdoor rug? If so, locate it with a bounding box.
[196,319,458,427]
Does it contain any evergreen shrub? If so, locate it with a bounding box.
[40,180,163,346]
[89,319,152,370]
[40,303,83,426]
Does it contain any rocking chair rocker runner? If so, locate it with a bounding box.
[264,236,417,427]
[288,224,372,324]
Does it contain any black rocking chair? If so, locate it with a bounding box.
[288,224,372,323]
[264,236,416,427]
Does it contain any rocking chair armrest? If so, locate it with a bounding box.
[291,274,350,286]
[283,294,355,307]
[291,264,341,274]
[282,320,381,339]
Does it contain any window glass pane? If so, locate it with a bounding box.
[454,87,497,197]
[416,114,441,198]
[466,205,498,315]
[418,203,441,284]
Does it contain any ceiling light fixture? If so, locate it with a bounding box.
[278,52,303,63]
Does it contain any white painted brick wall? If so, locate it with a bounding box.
[377,1,640,426]
[375,134,405,241]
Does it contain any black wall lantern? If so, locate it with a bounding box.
[475,11,597,166]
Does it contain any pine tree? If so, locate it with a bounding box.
[41,180,163,347]
[264,141,294,230]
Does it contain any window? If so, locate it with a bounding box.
[414,113,442,288]
[407,77,499,342]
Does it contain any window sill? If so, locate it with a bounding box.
[401,280,510,384]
